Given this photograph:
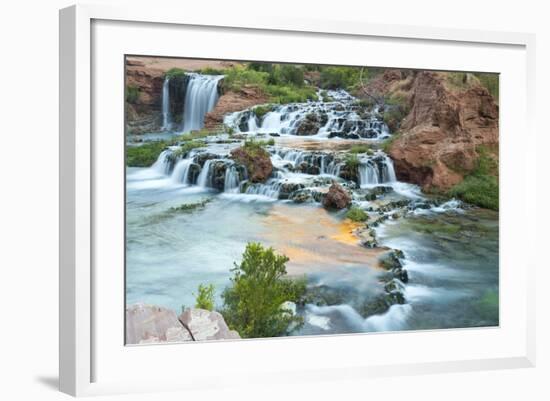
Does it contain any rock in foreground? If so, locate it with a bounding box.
[126,304,240,344]
[322,182,352,209]
[179,308,240,341]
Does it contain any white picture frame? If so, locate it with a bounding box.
[59,4,536,397]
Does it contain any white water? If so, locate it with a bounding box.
[224,165,240,193]
[182,74,224,133]
[161,77,171,131]
[171,159,192,185]
[197,159,216,188]
[224,89,391,139]
[358,154,397,187]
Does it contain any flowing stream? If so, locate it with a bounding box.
[126,80,498,335]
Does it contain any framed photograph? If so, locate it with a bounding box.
[60,4,536,396]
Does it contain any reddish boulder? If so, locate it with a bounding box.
[322,183,352,209]
[230,146,273,183]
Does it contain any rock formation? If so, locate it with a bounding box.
[125,304,240,344]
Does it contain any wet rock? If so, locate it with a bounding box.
[289,189,315,203]
[359,292,405,318]
[322,183,352,209]
[278,182,305,200]
[301,285,351,307]
[230,146,273,183]
[378,250,403,270]
[295,113,321,136]
[365,185,394,201]
[187,163,201,185]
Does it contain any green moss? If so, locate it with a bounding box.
[168,141,206,161]
[380,133,400,153]
[346,206,368,222]
[126,141,166,167]
[344,153,360,174]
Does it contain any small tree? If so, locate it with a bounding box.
[194,283,215,311]
[222,242,306,338]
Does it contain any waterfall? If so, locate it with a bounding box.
[182,74,224,133]
[171,159,192,184]
[161,77,171,131]
[224,165,240,193]
[359,156,397,187]
[245,180,282,199]
[151,150,171,175]
[197,160,215,188]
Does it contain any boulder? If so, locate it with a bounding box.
[322,182,352,209]
[230,146,273,183]
[179,308,240,341]
[125,303,193,345]
[295,113,321,136]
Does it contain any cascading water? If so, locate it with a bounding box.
[197,159,215,188]
[161,77,171,131]
[358,155,397,187]
[224,165,240,193]
[182,74,224,133]
[151,150,172,175]
[171,159,192,184]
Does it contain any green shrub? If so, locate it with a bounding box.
[165,68,186,78]
[253,105,273,119]
[269,64,304,87]
[126,141,166,167]
[198,67,224,75]
[221,242,306,338]
[194,284,215,311]
[125,85,140,104]
[223,66,270,91]
[346,206,368,222]
[266,84,317,104]
[344,153,360,173]
[319,66,360,90]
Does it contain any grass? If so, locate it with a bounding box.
[346,206,368,222]
[380,133,400,153]
[165,67,186,78]
[168,141,206,161]
[474,73,499,100]
[448,146,499,211]
[344,153,360,177]
[243,137,274,154]
[168,199,211,213]
[349,144,373,155]
[126,141,166,167]
[253,105,273,119]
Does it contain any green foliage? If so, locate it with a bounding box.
[448,175,499,211]
[319,66,360,90]
[173,128,215,143]
[194,284,215,311]
[197,67,224,75]
[474,73,499,100]
[349,144,373,155]
[269,65,304,87]
[448,147,499,210]
[344,153,360,175]
[243,137,274,152]
[221,242,306,338]
[126,142,166,167]
[223,66,270,91]
[253,105,273,119]
[125,85,140,104]
[165,68,186,78]
[265,84,317,104]
[346,206,368,222]
[168,141,206,161]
